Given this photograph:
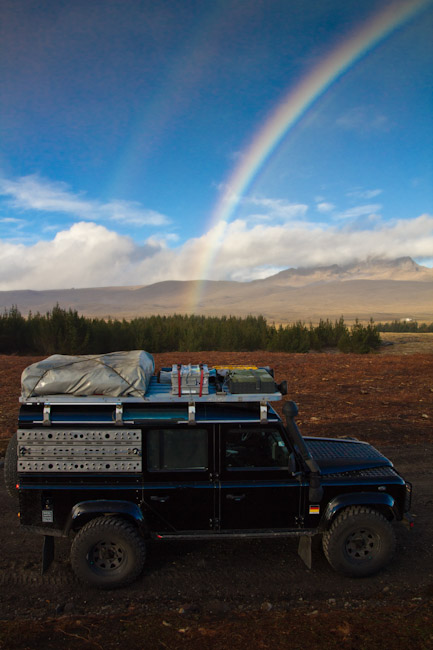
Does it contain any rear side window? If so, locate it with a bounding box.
[147,429,208,471]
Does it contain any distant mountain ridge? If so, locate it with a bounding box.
[1,257,432,324]
[257,256,433,286]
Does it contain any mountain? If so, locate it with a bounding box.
[1,257,432,323]
[255,256,433,287]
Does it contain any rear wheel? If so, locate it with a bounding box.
[323,506,396,577]
[70,516,146,589]
[4,432,18,499]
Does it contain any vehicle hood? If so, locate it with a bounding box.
[304,437,392,475]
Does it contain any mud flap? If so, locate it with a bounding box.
[41,535,55,575]
[298,535,312,570]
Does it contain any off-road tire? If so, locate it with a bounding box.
[70,516,146,589]
[322,506,396,577]
[4,432,18,499]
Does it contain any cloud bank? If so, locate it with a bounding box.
[1,214,432,290]
[1,174,432,290]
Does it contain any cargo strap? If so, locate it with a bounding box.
[199,363,204,398]
[253,370,261,391]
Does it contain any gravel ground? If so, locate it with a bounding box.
[1,351,432,649]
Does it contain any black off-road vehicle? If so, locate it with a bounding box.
[4,357,413,589]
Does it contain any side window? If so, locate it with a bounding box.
[225,429,289,469]
[147,428,208,471]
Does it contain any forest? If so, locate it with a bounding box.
[375,320,433,332]
[0,306,384,355]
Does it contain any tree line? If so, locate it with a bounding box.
[0,305,381,355]
[375,320,433,333]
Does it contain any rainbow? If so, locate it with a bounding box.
[189,0,432,311]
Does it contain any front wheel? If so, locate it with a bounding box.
[70,516,146,589]
[322,506,396,577]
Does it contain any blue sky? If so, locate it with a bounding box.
[0,0,432,291]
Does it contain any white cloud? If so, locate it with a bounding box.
[0,222,162,289]
[243,196,308,221]
[346,188,383,200]
[0,174,169,227]
[198,214,433,279]
[1,214,432,290]
[148,232,180,245]
[213,190,308,223]
[336,107,391,133]
[335,204,382,220]
[213,182,242,205]
[230,266,286,282]
[316,202,335,213]
[0,217,24,224]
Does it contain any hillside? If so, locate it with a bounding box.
[1,257,432,323]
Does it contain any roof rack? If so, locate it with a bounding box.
[20,377,283,426]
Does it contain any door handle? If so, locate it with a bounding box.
[150,495,170,503]
[226,494,246,502]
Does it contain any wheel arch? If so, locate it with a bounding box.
[65,500,146,535]
[319,492,397,530]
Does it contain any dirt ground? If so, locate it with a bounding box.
[1,344,433,649]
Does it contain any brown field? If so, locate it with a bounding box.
[1,348,433,649]
[379,331,433,355]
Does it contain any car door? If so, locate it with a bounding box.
[142,425,216,532]
[218,424,303,530]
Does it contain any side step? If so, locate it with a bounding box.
[152,529,316,541]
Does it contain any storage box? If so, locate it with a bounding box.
[227,368,276,394]
[171,364,209,395]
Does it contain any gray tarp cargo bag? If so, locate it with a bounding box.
[21,350,155,399]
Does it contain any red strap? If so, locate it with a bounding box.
[178,364,181,397]
[199,366,204,397]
